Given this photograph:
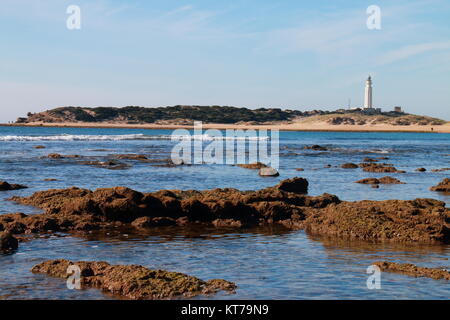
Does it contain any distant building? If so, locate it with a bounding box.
[364,76,373,109]
[394,106,402,113]
[362,76,381,114]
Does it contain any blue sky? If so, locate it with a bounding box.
[1,0,450,121]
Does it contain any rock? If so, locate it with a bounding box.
[355,177,405,185]
[113,154,148,161]
[79,160,131,170]
[303,145,328,151]
[378,176,406,184]
[371,184,379,189]
[131,216,177,228]
[212,219,243,228]
[355,178,380,185]
[363,157,378,162]
[237,162,267,169]
[431,168,450,172]
[295,168,304,171]
[34,145,46,149]
[415,168,427,172]
[275,177,308,194]
[258,167,279,177]
[302,198,450,243]
[7,179,450,243]
[46,153,80,159]
[47,153,63,159]
[430,178,450,193]
[341,163,358,169]
[44,178,58,181]
[31,259,236,300]
[0,232,18,253]
[362,163,405,173]
[0,181,28,191]
[374,261,450,281]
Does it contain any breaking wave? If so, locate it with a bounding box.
[0,133,270,142]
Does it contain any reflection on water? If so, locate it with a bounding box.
[1,226,450,300]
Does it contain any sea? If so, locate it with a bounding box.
[0,126,449,299]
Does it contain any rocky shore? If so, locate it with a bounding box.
[374,261,450,281]
[430,178,450,193]
[32,259,236,299]
[0,181,28,191]
[1,177,448,247]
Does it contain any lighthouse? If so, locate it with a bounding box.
[364,76,373,109]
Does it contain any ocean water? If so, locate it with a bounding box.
[0,126,449,299]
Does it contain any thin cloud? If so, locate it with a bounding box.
[378,41,450,65]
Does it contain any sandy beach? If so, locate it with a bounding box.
[4,121,450,133]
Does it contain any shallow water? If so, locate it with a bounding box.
[0,126,449,299]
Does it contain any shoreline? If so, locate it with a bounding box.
[2,122,450,133]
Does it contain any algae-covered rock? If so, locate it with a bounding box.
[0,232,18,253]
[430,178,450,193]
[31,259,236,300]
[374,261,450,281]
[0,181,28,191]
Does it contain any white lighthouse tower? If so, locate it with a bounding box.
[364,76,373,109]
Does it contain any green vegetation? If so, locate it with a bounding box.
[19,105,447,126]
[27,105,308,124]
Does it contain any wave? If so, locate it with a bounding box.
[0,133,270,142]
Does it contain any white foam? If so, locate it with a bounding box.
[0,134,146,141]
[171,134,270,141]
[0,133,270,142]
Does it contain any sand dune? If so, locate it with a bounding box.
[4,121,450,133]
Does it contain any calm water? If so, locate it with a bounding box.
[0,126,449,299]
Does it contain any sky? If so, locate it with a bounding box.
[1,0,450,122]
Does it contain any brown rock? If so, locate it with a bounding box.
[415,168,427,172]
[374,261,450,281]
[237,162,267,169]
[355,177,405,185]
[362,164,404,173]
[341,163,358,169]
[0,181,28,191]
[131,216,176,228]
[212,219,243,228]
[303,145,328,151]
[355,178,380,184]
[34,145,46,149]
[431,168,450,172]
[31,259,236,300]
[0,232,18,253]
[302,198,450,243]
[113,154,148,161]
[430,178,450,193]
[47,153,63,159]
[79,160,131,170]
[6,178,449,244]
[295,168,304,171]
[275,177,308,194]
[378,176,406,184]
